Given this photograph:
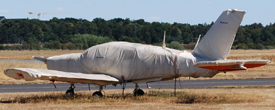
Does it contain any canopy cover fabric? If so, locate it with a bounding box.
[47,42,218,81]
[5,42,218,85]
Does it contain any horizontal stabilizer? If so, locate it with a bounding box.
[33,56,47,63]
[221,66,247,71]
[4,68,119,86]
[194,60,270,71]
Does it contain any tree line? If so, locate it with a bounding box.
[0,17,274,50]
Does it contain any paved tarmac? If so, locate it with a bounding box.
[0,78,275,93]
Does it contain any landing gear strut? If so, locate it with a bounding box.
[66,83,75,95]
[92,86,103,97]
[133,83,144,96]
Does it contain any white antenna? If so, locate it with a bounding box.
[194,34,201,49]
[162,31,166,48]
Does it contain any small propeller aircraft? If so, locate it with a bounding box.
[4,9,270,96]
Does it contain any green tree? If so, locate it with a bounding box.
[167,41,184,50]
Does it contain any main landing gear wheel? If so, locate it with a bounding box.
[66,83,75,96]
[133,88,144,96]
[133,83,144,96]
[92,86,103,97]
[92,91,103,97]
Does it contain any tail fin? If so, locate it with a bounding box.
[192,9,246,60]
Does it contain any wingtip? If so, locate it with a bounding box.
[4,69,9,74]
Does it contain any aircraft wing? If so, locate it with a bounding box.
[4,68,119,86]
[194,60,270,71]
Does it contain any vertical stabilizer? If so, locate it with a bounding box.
[192,9,245,60]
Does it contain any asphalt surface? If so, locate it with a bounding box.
[0,79,275,93]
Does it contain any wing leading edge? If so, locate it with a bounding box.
[4,68,119,86]
[194,60,270,71]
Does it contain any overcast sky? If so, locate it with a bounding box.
[1,0,275,26]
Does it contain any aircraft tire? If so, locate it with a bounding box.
[66,89,74,96]
[92,91,103,97]
[133,89,144,96]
